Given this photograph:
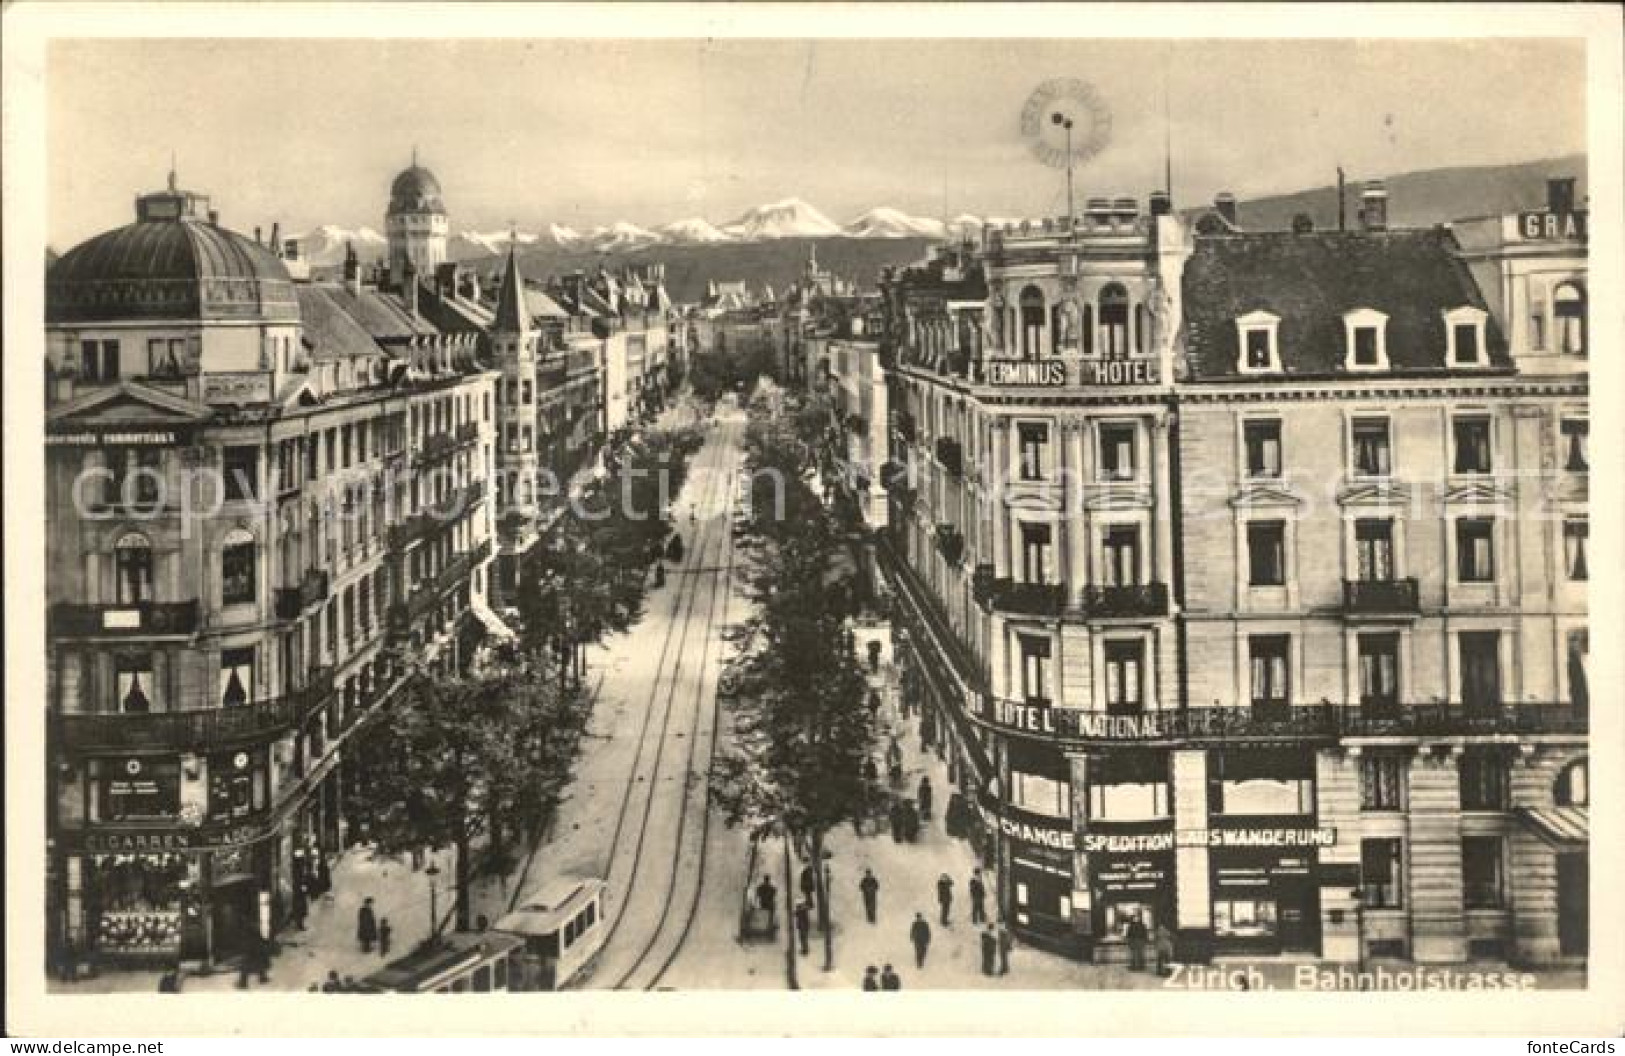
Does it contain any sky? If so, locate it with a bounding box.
[45,36,1587,248]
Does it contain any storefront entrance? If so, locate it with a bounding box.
[1211,851,1321,955]
[1557,852,1588,957]
[209,879,259,961]
[1011,852,1076,956]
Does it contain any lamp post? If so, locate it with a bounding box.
[1051,111,1076,222]
[426,861,442,941]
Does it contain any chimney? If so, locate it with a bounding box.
[207,208,220,226]
[1360,180,1388,232]
[1291,213,1315,234]
[436,261,459,298]
[1214,192,1237,226]
[269,223,281,257]
[1149,191,1172,217]
[1547,177,1576,215]
[283,238,301,261]
[254,226,263,246]
[343,242,362,295]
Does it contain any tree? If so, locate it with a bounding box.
[348,650,591,934]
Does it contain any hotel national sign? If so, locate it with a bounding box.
[974,698,1336,742]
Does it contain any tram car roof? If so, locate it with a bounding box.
[494,876,606,935]
[360,930,526,993]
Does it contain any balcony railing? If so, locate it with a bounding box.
[972,574,1067,617]
[274,587,302,621]
[50,600,200,639]
[1082,582,1170,618]
[1342,577,1420,616]
[455,420,480,443]
[390,540,491,626]
[54,669,336,753]
[1336,701,1587,737]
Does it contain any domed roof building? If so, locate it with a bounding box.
[47,179,298,325]
[388,163,446,217]
[385,151,449,286]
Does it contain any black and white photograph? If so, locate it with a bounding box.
[4,1,1621,1039]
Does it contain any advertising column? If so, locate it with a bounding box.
[1171,748,1213,961]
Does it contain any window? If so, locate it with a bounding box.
[1019,285,1045,359]
[1102,525,1141,587]
[102,448,163,508]
[1360,754,1406,811]
[1017,422,1048,481]
[1244,419,1282,478]
[1098,423,1136,481]
[1451,323,1481,365]
[1214,899,1278,938]
[325,428,337,474]
[1246,521,1286,586]
[521,380,532,405]
[148,337,186,378]
[1235,311,1281,374]
[1020,523,1052,584]
[222,446,258,502]
[1357,633,1401,717]
[113,534,154,604]
[1561,419,1588,472]
[221,529,257,605]
[1353,519,1395,581]
[1460,748,1509,811]
[220,646,255,708]
[79,339,120,383]
[1099,284,1129,357]
[1462,837,1504,909]
[208,748,264,820]
[1455,518,1495,582]
[1011,771,1070,817]
[1360,838,1404,908]
[1554,282,1585,355]
[1530,306,1546,350]
[1452,417,1492,475]
[1555,758,1588,808]
[1459,632,1501,716]
[1563,520,1588,581]
[1249,636,1290,713]
[1567,631,1589,713]
[1104,639,1145,714]
[114,653,154,714]
[306,435,320,482]
[1351,418,1391,477]
[1019,634,1051,705]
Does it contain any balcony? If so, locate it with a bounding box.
[455,420,480,444]
[50,600,200,639]
[54,669,335,753]
[1082,582,1170,619]
[1342,578,1420,616]
[389,540,491,626]
[934,437,964,479]
[972,573,1067,617]
[274,587,303,621]
[1336,701,1587,738]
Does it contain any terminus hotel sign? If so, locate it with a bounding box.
[984,357,1160,388]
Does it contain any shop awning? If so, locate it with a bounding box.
[1515,806,1588,848]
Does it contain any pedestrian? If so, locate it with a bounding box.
[342,975,359,992]
[888,800,905,842]
[799,863,817,904]
[1126,914,1149,972]
[867,689,882,719]
[968,869,987,925]
[158,970,180,993]
[378,918,393,957]
[1154,923,1175,977]
[867,639,883,673]
[755,874,778,921]
[862,966,879,992]
[997,923,1013,976]
[880,964,901,991]
[357,897,378,953]
[909,913,932,968]
[291,883,309,930]
[936,873,953,926]
[863,757,879,784]
[981,925,998,976]
[887,760,904,789]
[237,931,270,988]
[322,970,342,993]
[793,899,811,955]
[859,868,880,924]
[886,736,902,770]
[918,776,934,820]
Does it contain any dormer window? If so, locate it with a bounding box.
[1444,306,1489,367]
[1235,311,1281,374]
[1343,309,1389,371]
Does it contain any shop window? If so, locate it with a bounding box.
[1020,522,1053,585]
[1214,899,1278,939]
[1462,836,1505,909]
[220,646,255,708]
[1101,525,1141,588]
[1360,753,1406,811]
[1019,634,1051,706]
[221,529,257,605]
[1452,416,1492,475]
[1097,423,1137,481]
[1561,419,1588,473]
[94,756,180,822]
[1248,636,1291,714]
[1243,419,1282,478]
[222,446,259,503]
[1554,759,1588,808]
[1210,747,1315,815]
[1103,639,1145,714]
[1246,521,1286,586]
[1563,520,1588,581]
[208,749,265,820]
[1017,422,1049,481]
[1089,781,1169,822]
[88,853,186,954]
[113,533,155,604]
[1357,633,1401,717]
[1455,518,1495,583]
[1099,284,1129,357]
[1554,282,1585,355]
[1350,418,1392,477]
[1360,837,1404,908]
[1011,771,1070,818]
[114,652,155,714]
[1459,748,1509,811]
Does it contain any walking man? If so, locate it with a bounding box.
[917,776,934,821]
[936,873,954,926]
[859,868,880,924]
[909,912,932,968]
[862,965,879,991]
[981,925,998,976]
[968,869,987,925]
[378,918,393,958]
[291,883,309,931]
[357,896,378,954]
[886,735,902,770]
[881,964,901,991]
[793,899,811,955]
[997,922,1013,976]
[1126,914,1149,972]
[755,874,778,923]
[799,863,817,906]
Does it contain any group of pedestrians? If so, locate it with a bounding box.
[861,964,903,991]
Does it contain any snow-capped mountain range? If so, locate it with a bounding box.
[297,198,1011,263]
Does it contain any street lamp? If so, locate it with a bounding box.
[1051,111,1076,222]
[426,862,442,941]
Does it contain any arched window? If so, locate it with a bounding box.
[1019,286,1046,359]
[1554,282,1585,355]
[221,528,257,606]
[1099,284,1129,357]
[1554,758,1588,808]
[113,533,153,604]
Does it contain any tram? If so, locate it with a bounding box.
[359,930,527,994]
[491,876,609,991]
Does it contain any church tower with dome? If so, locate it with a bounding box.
[385,150,448,286]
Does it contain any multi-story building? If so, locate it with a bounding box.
[43,168,496,973]
[877,181,1587,969]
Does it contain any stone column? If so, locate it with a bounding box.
[1171,749,1213,952]
[1152,413,1176,594]
[1062,419,1086,605]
